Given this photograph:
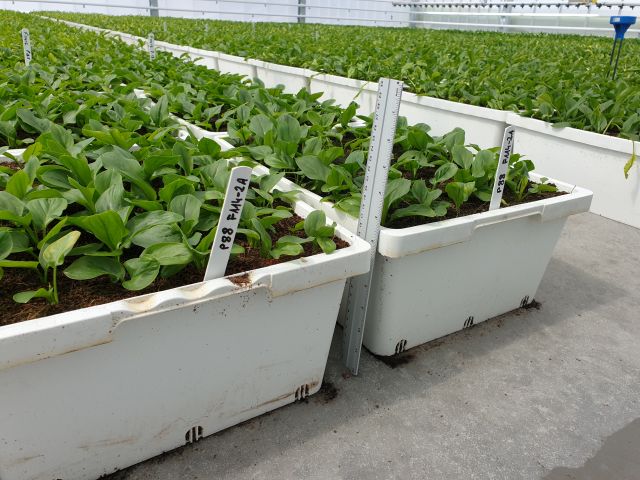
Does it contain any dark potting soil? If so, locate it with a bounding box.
[0,161,22,171]
[207,116,225,132]
[0,214,348,327]
[385,187,566,229]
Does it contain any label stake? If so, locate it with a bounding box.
[204,166,252,281]
[148,33,156,61]
[342,78,403,375]
[489,126,515,211]
[21,28,32,66]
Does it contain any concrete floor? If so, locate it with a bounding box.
[107,212,640,480]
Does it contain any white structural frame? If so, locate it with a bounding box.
[3,0,640,35]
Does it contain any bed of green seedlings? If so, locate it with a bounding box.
[229,112,558,227]
[56,23,554,229]
[0,13,342,317]
[0,11,256,149]
[0,12,350,150]
[0,123,338,313]
[0,9,563,317]
[48,12,640,140]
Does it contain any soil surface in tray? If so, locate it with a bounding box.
[0,215,348,326]
[385,187,567,229]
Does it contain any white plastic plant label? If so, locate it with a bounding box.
[204,166,252,280]
[148,33,156,61]
[21,28,31,66]
[489,126,515,211]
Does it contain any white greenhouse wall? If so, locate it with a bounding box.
[1,0,638,36]
[0,0,150,16]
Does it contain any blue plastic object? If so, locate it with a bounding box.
[610,16,636,40]
[608,16,636,79]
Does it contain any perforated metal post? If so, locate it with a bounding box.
[149,0,159,17]
[298,0,306,23]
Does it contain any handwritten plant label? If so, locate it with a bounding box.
[204,166,252,281]
[148,33,156,61]
[489,126,516,211]
[21,28,32,66]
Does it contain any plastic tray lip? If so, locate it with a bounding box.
[380,173,591,237]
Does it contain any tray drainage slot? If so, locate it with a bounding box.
[295,384,310,401]
[185,426,203,444]
[395,339,407,354]
[463,316,474,329]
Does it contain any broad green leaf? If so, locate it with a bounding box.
[270,242,304,259]
[390,204,440,221]
[296,155,330,182]
[445,181,476,209]
[0,259,39,268]
[123,257,161,291]
[432,162,458,185]
[303,137,323,156]
[41,231,81,268]
[250,217,272,256]
[150,95,169,126]
[37,218,69,250]
[142,242,193,266]
[249,114,274,139]
[0,191,25,216]
[472,150,495,179]
[383,178,411,221]
[70,211,128,251]
[169,194,202,235]
[130,224,182,248]
[0,231,13,260]
[339,102,357,127]
[259,172,285,193]
[198,137,221,156]
[142,153,181,178]
[159,177,196,203]
[26,198,68,231]
[126,210,184,236]
[303,210,334,238]
[100,148,156,200]
[14,288,54,304]
[5,170,31,199]
[64,256,125,281]
[17,109,51,133]
[408,128,430,150]
[452,145,474,170]
[624,143,636,179]
[96,181,128,220]
[316,236,336,254]
[277,114,302,143]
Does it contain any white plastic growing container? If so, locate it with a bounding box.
[216,51,257,79]
[309,73,379,115]
[0,200,370,480]
[262,169,592,356]
[400,92,508,148]
[507,112,640,228]
[249,59,315,93]
[307,75,508,147]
